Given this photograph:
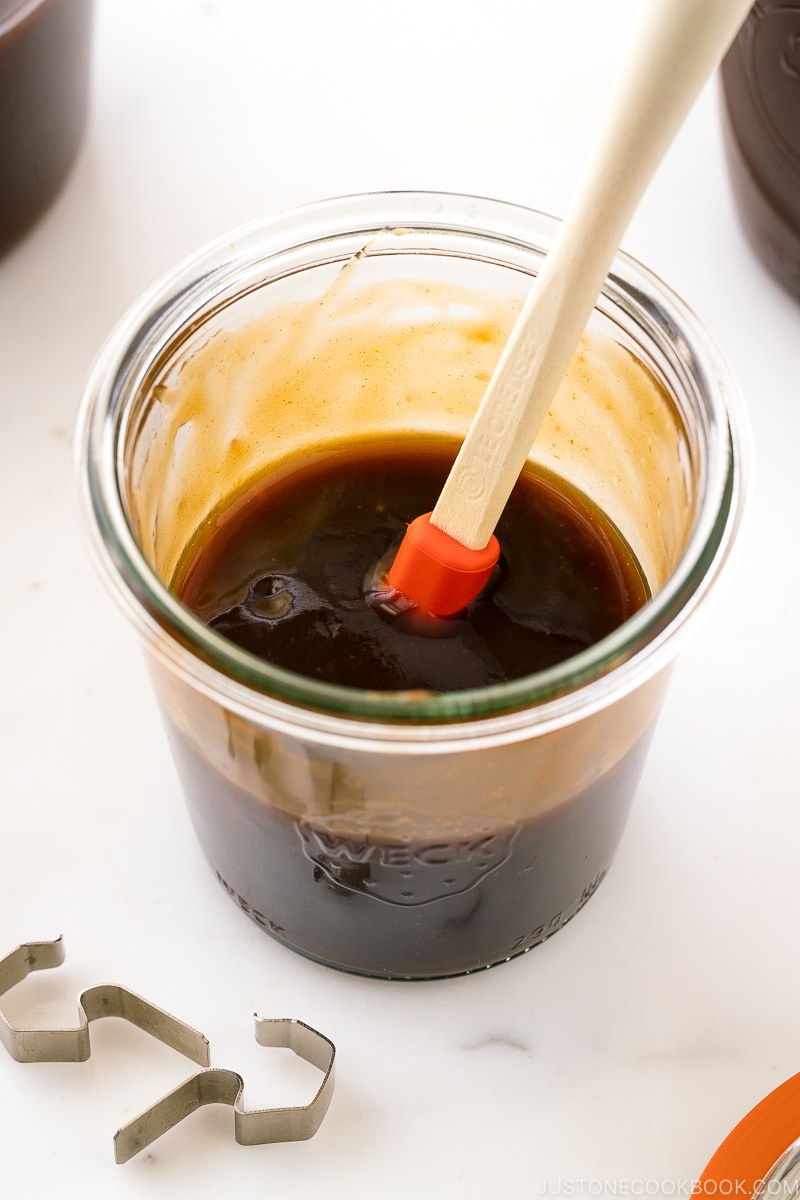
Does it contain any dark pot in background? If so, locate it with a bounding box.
[720,1,800,300]
[0,0,94,257]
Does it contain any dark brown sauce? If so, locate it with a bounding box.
[176,438,649,693]
[165,715,653,978]
[170,439,653,977]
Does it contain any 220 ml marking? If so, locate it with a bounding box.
[508,871,607,955]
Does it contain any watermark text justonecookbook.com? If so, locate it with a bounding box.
[535,1180,800,1197]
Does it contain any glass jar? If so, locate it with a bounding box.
[0,0,94,257]
[76,192,748,979]
[720,1,800,298]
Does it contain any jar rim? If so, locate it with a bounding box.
[76,190,750,743]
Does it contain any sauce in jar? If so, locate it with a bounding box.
[176,438,649,693]
[170,436,652,976]
[119,262,692,978]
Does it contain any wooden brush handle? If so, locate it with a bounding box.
[431,0,753,550]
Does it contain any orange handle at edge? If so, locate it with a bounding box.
[697,1073,800,1198]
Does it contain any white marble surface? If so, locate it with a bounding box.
[1,1,799,1196]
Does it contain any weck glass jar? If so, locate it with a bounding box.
[76,192,748,979]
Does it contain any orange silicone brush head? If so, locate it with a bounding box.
[386,512,500,617]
